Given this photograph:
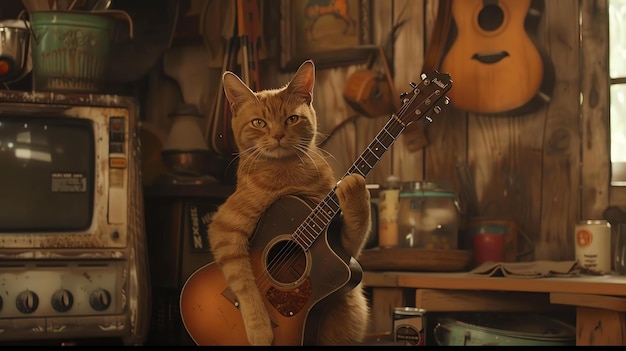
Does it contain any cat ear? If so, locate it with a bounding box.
[286,60,315,105]
[222,71,258,114]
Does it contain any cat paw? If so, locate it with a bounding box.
[336,174,370,211]
[246,323,274,346]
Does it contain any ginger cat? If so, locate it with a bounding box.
[207,60,371,345]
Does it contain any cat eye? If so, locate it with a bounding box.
[285,115,299,125]
[251,118,266,128]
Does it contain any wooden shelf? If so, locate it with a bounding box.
[363,271,626,296]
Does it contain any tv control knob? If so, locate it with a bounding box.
[89,288,112,311]
[16,290,39,314]
[51,289,74,312]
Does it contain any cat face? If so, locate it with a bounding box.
[222,61,318,160]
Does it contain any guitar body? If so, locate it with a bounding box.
[179,195,362,345]
[440,0,553,115]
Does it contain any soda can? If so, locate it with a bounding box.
[393,307,426,345]
[575,220,611,274]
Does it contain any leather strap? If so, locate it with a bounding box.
[422,0,452,73]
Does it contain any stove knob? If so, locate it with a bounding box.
[51,289,74,312]
[16,290,39,314]
[89,288,111,311]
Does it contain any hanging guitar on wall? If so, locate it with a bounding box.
[438,0,555,115]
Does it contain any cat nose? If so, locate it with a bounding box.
[273,133,284,141]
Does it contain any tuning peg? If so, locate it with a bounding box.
[444,96,450,105]
[425,116,433,123]
[409,82,417,89]
[420,73,426,80]
[400,91,409,99]
[434,105,442,114]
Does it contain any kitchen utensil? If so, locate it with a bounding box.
[434,314,575,346]
[0,19,31,85]
[30,10,133,92]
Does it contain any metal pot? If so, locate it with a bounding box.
[0,20,31,84]
[434,314,575,346]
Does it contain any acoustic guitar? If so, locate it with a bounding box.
[440,0,553,115]
[179,71,453,346]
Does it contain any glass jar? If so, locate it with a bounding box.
[397,181,460,249]
[378,175,402,248]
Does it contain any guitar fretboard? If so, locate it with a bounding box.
[290,72,451,250]
[293,116,405,250]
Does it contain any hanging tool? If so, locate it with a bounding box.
[235,0,262,90]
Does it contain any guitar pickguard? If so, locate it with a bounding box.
[267,277,312,317]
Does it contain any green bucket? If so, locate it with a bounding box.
[30,11,115,92]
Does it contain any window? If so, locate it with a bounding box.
[610,0,626,185]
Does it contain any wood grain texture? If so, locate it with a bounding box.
[359,248,472,272]
[367,287,405,334]
[391,0,427,182]
[576,307,626,345]
[363,271,626,296]
[580,0,610,219]
[415,289,561,312]
[536,0,580,261]
[551,293,626,312]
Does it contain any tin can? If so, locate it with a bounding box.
[393,307,426,346]
[575,220,611,274]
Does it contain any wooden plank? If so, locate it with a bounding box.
[367,287,406,334]
[537,0,581,261]
[576,307,626,345]
[415,289,560,312]
[391,0,427,182]
[551,292,626,312]
[422,0,467,189]
[362,271,400,287]
[387,272,626,296]
[580,0,610,220]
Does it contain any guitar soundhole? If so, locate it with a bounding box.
[478,4,504,31]
[266,239,307,285]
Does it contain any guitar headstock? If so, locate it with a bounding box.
[397,71,452,126]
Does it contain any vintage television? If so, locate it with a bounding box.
[0,91,150,345]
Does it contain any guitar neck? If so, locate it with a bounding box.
[293,116,405,250]
[292,72,452,251]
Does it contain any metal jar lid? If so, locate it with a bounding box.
[400,181,455,198]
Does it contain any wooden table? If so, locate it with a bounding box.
[363,271,626,345]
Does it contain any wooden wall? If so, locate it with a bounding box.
[147,0,620,261]
[265,0,611,261]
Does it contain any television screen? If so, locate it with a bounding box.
[0,117,95,231]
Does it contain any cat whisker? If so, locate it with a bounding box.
[309,146,336,171]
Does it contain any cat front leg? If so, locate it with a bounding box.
[209,197,275,345]
[335,173,372,258]
[228,278,274,345]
